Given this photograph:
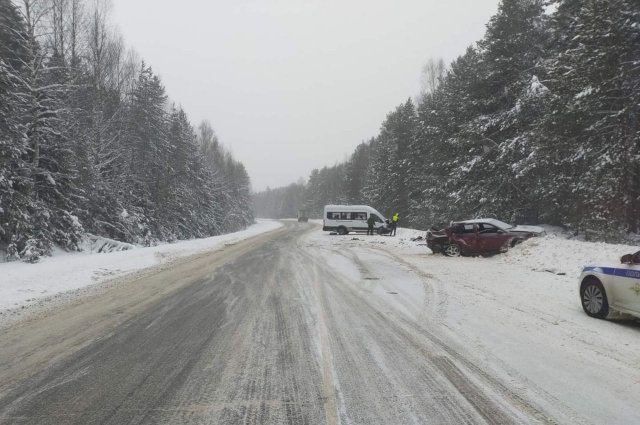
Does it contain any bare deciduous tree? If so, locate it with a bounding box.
[419,57,446,97]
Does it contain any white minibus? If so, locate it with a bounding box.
[323,205,387,235]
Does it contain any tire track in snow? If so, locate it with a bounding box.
[376,249,593,425]
[430,355,515,425]
[296,240,553,424]
[310,263,339,425]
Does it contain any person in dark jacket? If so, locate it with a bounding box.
[367,214,376,235]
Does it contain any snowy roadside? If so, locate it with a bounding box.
[331,225,638,276]
[316,224,639,326]
[305,225,640,424]
[0,220,283,327]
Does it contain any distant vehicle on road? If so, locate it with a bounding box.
[427,218,545,257]
[323,205,386,235]
[297,210,309,222]
[579,250,640,319]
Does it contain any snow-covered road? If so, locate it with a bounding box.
[308,228,640,424]
[0,220,283,327]
[0,221,638,424]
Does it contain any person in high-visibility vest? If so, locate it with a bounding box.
[391,213,399,236]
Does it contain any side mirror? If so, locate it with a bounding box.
[621,254,633,264]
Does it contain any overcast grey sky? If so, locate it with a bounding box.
[111,0,501,191]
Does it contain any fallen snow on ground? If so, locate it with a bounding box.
[0,220,282,325]
[306,225,640,425]
[345,225,639,277]
[500,233,638,275]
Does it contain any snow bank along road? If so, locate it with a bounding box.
[0,222,639,424]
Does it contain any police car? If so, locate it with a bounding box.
[579,250,640,319]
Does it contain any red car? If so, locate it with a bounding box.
[426,219,544,257]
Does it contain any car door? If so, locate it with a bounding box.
[353,212,367,230]
[476,223,504,252]
[610,263,640,313]
[452,223,478,252]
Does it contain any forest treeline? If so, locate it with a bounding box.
[0,0,253,261]
[254,0,640,240]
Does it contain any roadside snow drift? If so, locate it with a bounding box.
[0,220,282,324]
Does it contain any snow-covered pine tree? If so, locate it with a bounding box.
[196,120,229,234]
[305,165,347,213]
[161,105,192,239]
[73,0,137,243]
[344,141,371,205]
[541,0,640,237]
[466,0,549,221]
[165,105,232,239]
[363,135,394,214]
[360,99,416,219]
[408,1,549,226]
[0,0,35,259]
[2,0,84,261]
[410,47,486,224]
[124,62,169,244]
[304,168,323,214]
[385,99,417,220]
[220,158,254,231]
[408,88,450,228]
[34,49,84,254]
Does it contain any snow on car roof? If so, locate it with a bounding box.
[454,218,512,229]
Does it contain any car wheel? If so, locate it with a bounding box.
[580,277,609,318]
[337,226,348,235]
[444,244,461,257]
